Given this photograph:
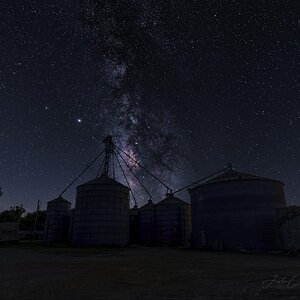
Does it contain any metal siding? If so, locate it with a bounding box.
[72,177,130,246]
[138,201,156,245]
[129,207,139,244]
[155,197,191,247]
[44,197,71,243]
[190,179,286,250]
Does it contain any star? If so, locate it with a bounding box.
[0,1,299,211]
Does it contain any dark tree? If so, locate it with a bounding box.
[19,211,47,231]
[0,205,26,223]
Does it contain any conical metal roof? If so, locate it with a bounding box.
[203,169,282,185]
[157,195,189,206]
[48,196,71,204]
[204,169,264,184]
[78,175,130,190]
[189,168,283,192]
[139,199,156,210]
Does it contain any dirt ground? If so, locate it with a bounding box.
[0,243,299,300]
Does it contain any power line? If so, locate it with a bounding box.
[114,150,137,206]
[113,142,172,194]
[115,148,152,201]
[96,156,105,177]
[173,165,232,194]
[60,149,105,196]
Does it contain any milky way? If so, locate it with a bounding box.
[78,0,190,203]
[0,1,299,211]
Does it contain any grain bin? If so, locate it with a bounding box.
[155,195,191,247]
[129,205,139,244]
[189,168,287,251]
[44,196,71,243]
[138,200,156,245]
[68,208,75,243]
[72,175,130,246]
[276,205,300,251]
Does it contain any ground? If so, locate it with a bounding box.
[0,243,299,300]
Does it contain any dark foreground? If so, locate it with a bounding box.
[0,244,299,300]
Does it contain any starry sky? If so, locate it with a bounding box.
[0,1,299,211]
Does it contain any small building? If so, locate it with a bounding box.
[0,222,19,244]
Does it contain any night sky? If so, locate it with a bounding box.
[0,1,299,211]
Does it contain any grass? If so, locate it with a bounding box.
[0,242,299,300]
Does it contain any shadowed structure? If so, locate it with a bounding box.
[155,195,191,247]
[276,205,300,251]
[189,168,287,250]
[44,196,71,243]
[72,175,130,246]
[138,199,156,245]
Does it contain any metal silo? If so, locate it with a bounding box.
[189,168,287,251]
[44,196,71,243]
[138,200,156,245]
[129,205,139,244]
[155,195,191,247]
[72,175,130,246]
[68,208,75,243]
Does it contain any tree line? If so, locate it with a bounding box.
[0,205,46,231]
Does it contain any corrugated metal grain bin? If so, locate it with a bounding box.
[72,175,130,246]
[189,169,286,251]
[138,200,156,245]
[44,196,71,243]
[155,196,191,247]
[129,205,139,244]
[276,206,300,251]
[68,208,75,243]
